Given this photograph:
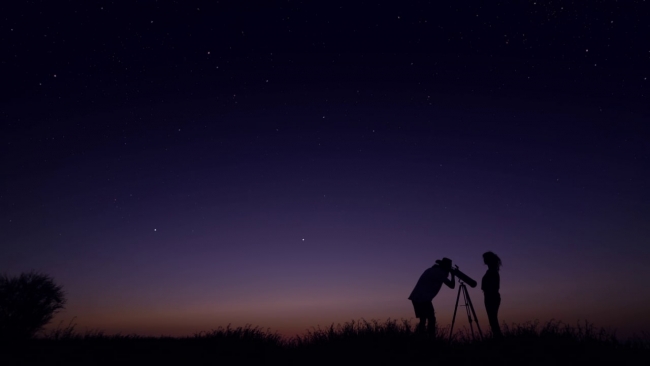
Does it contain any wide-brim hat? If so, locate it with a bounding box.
[435,257,452,269]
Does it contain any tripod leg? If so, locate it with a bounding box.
[462,285,475,338]
[449,283,462,340]
[464,286,483,339]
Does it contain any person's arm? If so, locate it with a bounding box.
[444,270,456,289]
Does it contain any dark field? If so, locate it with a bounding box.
[3,319,648,365]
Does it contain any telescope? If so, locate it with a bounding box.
[450,265,477,288]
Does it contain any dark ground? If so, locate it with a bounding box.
[2,320,648,365]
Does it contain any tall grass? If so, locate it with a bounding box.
[2,319,647,365]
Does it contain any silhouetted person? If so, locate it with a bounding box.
[408,257,455,336]
[482,251,502,338]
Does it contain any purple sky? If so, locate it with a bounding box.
[2,1,649,340]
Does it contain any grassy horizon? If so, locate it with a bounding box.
[39,316,649,342]
[3,318,648,365]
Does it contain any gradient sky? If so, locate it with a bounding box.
[2,1,649,339]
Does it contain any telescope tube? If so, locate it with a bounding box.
[450,267,477,288]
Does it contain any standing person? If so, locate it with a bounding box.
[482,251,502,338]
[408,257,456,336]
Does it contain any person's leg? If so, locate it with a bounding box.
[426,313,436,336]
[485,295,502,337]
[485,297,496,334]
[412,301,427,333]
[417,317,427,333]
[425,303,436,336]
[492,295,502,337]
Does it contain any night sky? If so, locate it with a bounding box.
[2,1,649,339]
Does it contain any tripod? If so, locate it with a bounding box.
[449,281,483,340]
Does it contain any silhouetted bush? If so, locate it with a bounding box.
[0,271,66,340]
